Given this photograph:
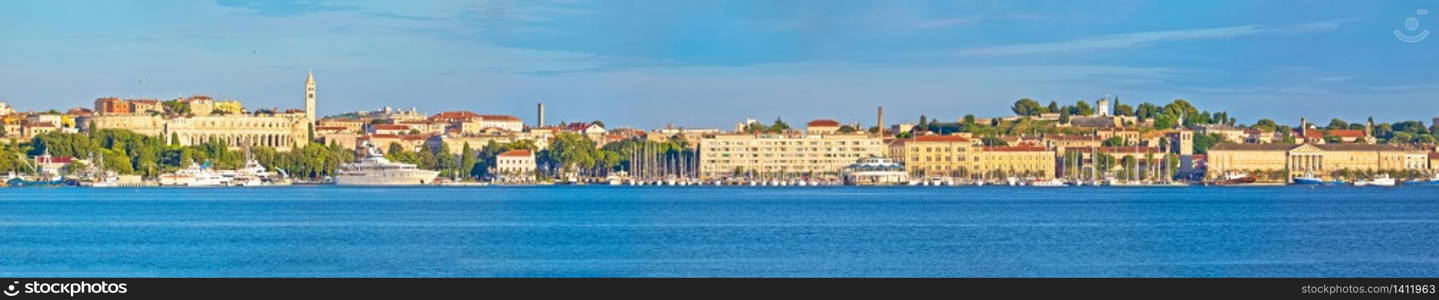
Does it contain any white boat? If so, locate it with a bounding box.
[333,142,440,186]
[1354,174,1396,187]
[1404,173,1439,186]
[78,152,121,187]
[1031,178,1066,187]
[80,176,120,187]
[159,162,230,186]
[231,159,291,186]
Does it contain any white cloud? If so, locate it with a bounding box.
[957,20,1345,57]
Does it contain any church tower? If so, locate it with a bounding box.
[304,71,316,123]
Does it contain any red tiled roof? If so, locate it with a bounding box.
[36,156,73,164]
[361,134,401,139]
[498,150,533,157]
[1429,152,1439,159]
[431,111,480,121]
[982,146,1049,152]
[565,122,598,131]
[1045,135,1101,141]
[807,119,840,127]
[478,115,521,122]
[911,135,970,143]
[401,134,432,141]
[371,124,411,130]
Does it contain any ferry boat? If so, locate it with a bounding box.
[1354,174,1396,187]
[333,142,439,186]
[840,157,909,184]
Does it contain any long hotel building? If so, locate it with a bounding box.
[698,121,885,179]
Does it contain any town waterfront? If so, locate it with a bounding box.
[2,186,1437,277]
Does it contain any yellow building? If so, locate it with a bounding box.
[888,135,976,177]
[976,146,1057,179]
[214,100,245,115]
[699,133,885,179]
[1207,143,1430,180]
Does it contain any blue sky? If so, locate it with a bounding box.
[1,0,1436,129]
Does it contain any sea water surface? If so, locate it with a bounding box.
[1,186,1437,277]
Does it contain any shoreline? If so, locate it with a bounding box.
[5,183,1433,189]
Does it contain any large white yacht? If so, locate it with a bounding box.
[229,159,292,187]
[333,142,439,186]
[158,162,230,186]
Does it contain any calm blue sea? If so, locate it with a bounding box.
[1,186,1436,277]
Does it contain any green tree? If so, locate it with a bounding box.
[459,142,476,180]
[1114,103,1134,116]
[1071,100,1093,116]
[385,142,422,166]
[768,118,790,133]
[1102,136,1127,147]
[1252,119,1279,132]
[1326,118,1349,130]
[1011,98,1046,116]
[1192,133,1223,154]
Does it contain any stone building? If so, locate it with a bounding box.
[1207,143,1429,180]
[84,72,318,151]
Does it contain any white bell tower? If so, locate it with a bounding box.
[304,70,316,123]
